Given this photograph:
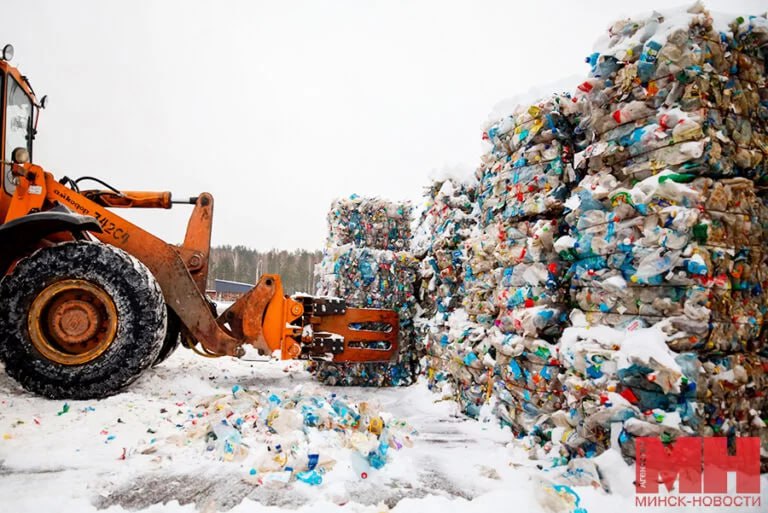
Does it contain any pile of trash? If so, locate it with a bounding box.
[311,196,421,386]
[161,386,415,486]
[467,92,586,337]
[417,2,768,464]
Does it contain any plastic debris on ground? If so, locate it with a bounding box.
[310,195,422,386]
[415,2,768,467]
[155,385,415,487]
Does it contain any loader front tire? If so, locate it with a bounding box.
[0,241,166,399]
[152,308,181,366]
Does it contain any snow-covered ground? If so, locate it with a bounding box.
[0,350,765,513]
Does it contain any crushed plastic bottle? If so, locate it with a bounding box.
[212,420,242,461]
[295,469,323,486]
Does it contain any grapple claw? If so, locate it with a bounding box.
[314,307,399,363]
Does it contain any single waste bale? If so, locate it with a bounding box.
[573,4,768,184]
[559,169,767,353]
[478,93,585,225]
[327,195,413,251]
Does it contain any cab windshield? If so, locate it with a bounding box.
[4,74,33,193]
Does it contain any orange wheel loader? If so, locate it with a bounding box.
[0,45,399,399]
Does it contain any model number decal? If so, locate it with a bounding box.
[94,212,130,244]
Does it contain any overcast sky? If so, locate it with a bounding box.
[5,0,765,250]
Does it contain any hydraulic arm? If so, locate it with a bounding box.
[3,161,399,362]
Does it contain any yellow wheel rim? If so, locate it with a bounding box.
[27,279,118,365]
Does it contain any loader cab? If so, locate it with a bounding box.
[0,44,40,223]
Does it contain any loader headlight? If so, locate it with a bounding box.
[2,44,14,61]
[12,147,29,164]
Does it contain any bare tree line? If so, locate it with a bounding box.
[208,246,323,295]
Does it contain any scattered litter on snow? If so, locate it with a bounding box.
[153,385,415,488]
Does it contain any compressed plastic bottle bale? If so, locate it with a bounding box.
[462,231,501,324]
[477,95,586,225]
[327,196,413,251]
[489,219,570,339]
[558,168,768,353]
[491,332,566,433]
[315,246,418,310]
[697,354,767,438]
[423,311,494,417]
[312,246,420,386]
[573,6,768,184]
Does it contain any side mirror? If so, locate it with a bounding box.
[40,95,48,109]
[1,44,13,62]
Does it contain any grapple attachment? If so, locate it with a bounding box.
[217,275,399,362]
[304,298,399,362]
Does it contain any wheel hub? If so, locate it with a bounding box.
[28,279,118,365]
[50,299,101,344]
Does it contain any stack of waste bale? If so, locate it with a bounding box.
[310,196,421,386]
[413,179,478,319]
[474,94,585,427]
[416,4,768,465]
[550,4,768,460]
[560,172,767,352]
[470,93,584,338]
[421,93,585,422]
[411,178,480,390]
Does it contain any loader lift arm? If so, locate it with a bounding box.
[3,161,399,362]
